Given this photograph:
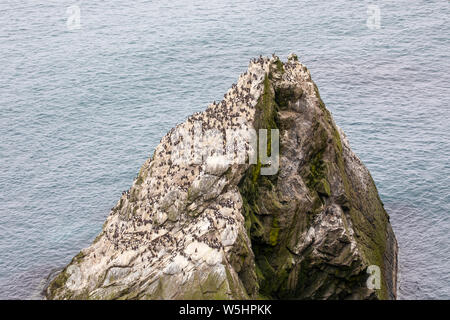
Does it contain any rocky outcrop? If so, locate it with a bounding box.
[46,54,397,300]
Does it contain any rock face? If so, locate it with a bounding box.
[46,55,397,300]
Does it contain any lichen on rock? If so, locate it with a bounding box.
[45,55,397,300]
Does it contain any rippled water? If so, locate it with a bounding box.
[0,0,448,299]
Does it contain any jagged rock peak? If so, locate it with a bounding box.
[46,54,397,300]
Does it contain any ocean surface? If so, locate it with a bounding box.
[0,0,449,299]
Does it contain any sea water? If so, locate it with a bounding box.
[0,0,449,299]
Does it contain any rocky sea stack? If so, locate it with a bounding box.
[46,55,398,300]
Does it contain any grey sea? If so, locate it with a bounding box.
[0,0,449,299]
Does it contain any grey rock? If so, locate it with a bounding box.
[46,55,397,300]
